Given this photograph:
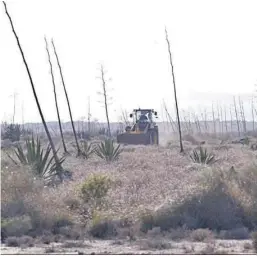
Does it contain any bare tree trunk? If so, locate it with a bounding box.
[238,96,247,134]
[3,2,64,181]
[51,39,81,156]
[165,28,183,152]
[100,65,111,138]
[88,96,91,134]
[216,103,221,134]
[219,105,224,134]
[233,96,241,136]
[163,99,176,133]
[229,105,233,133]
[212,103,216,134]
[204,109,209,133]
[21,100,25,131]
[252,96,255,131]
[224,105,228,133]
[45,37,67,154]
[12,92,17,124]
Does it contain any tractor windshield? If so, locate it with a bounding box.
[136,110,152,123]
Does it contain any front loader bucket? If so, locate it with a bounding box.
[117,133,150,145]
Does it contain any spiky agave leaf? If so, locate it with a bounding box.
[81,140,94,159]
[190,146,216,165]
[10,135,66,181]
[94,139,123,162]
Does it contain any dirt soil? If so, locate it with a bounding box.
[1,238,255,254]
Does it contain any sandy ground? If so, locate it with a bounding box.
[1,238,255,254]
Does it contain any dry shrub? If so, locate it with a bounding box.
[252,231,257,253]
[140,239,172,250]
[140,166,257,233]
[89,215,117,238]
[243,242,252,250]
[190,228,214,242]
[183,134,201,145]
[61,241,85,248]
[6,236,20,247]
[1,167,73,238]
[18,235,34,247]
[219,227,250,240]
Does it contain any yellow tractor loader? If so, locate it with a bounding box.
[117,109,159,145]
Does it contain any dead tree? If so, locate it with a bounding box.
[224,105,228,133]
[163,99,177,133]
[252,96,255,131]
[51,39,81,156]
[233,96,241,136]
[238,96,247,134]
[165,27,183,152]
[229,105,233,132]
[98,65,111,138]
[88,96,91,134]
[3,1,64,181]
[212,103,216,134]
[44,37,67,154]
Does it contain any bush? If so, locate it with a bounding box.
[1,216,33,237]
[1,168,72,239]
[140,167,257,232]
[79,174,111,205]
[1,123,21,142]
[190,228,214,242]
[94,139,123,162]
[219,227,250,240]
[6,236,20,247]
[252,231,257,253]
[190,146,216,164]
[89,214,117,238]
[140,239,172,250]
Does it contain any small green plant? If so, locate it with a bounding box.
[94,139,123,162]
[190,146,216,164]
[7,135,65,179]
[80,140,94,159]
[79,174,111,205]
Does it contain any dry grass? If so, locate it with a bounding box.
[1,133,257,247]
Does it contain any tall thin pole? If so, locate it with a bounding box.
[51,39,81,156]
[165,27,183,152]
[3,1,64,181]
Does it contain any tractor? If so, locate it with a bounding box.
[117,108,159,145]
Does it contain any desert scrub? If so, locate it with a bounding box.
[89,212,117,238]
[94,139,123,162]
[140,168,256,232]
[1,167,73,238]
[1,122,21,142]
[190,146,216,164]
[252,231,257,253]
[79,174,112,206]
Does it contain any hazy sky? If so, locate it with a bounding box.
[1,0,257,123]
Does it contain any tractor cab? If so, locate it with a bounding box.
[129,109,158,132]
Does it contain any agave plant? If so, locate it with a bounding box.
[94,139,123,162]
[81,140,95,159]
[190,146,216,165]
[7,135,65,179]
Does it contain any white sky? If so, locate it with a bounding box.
[1,0,257,123]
